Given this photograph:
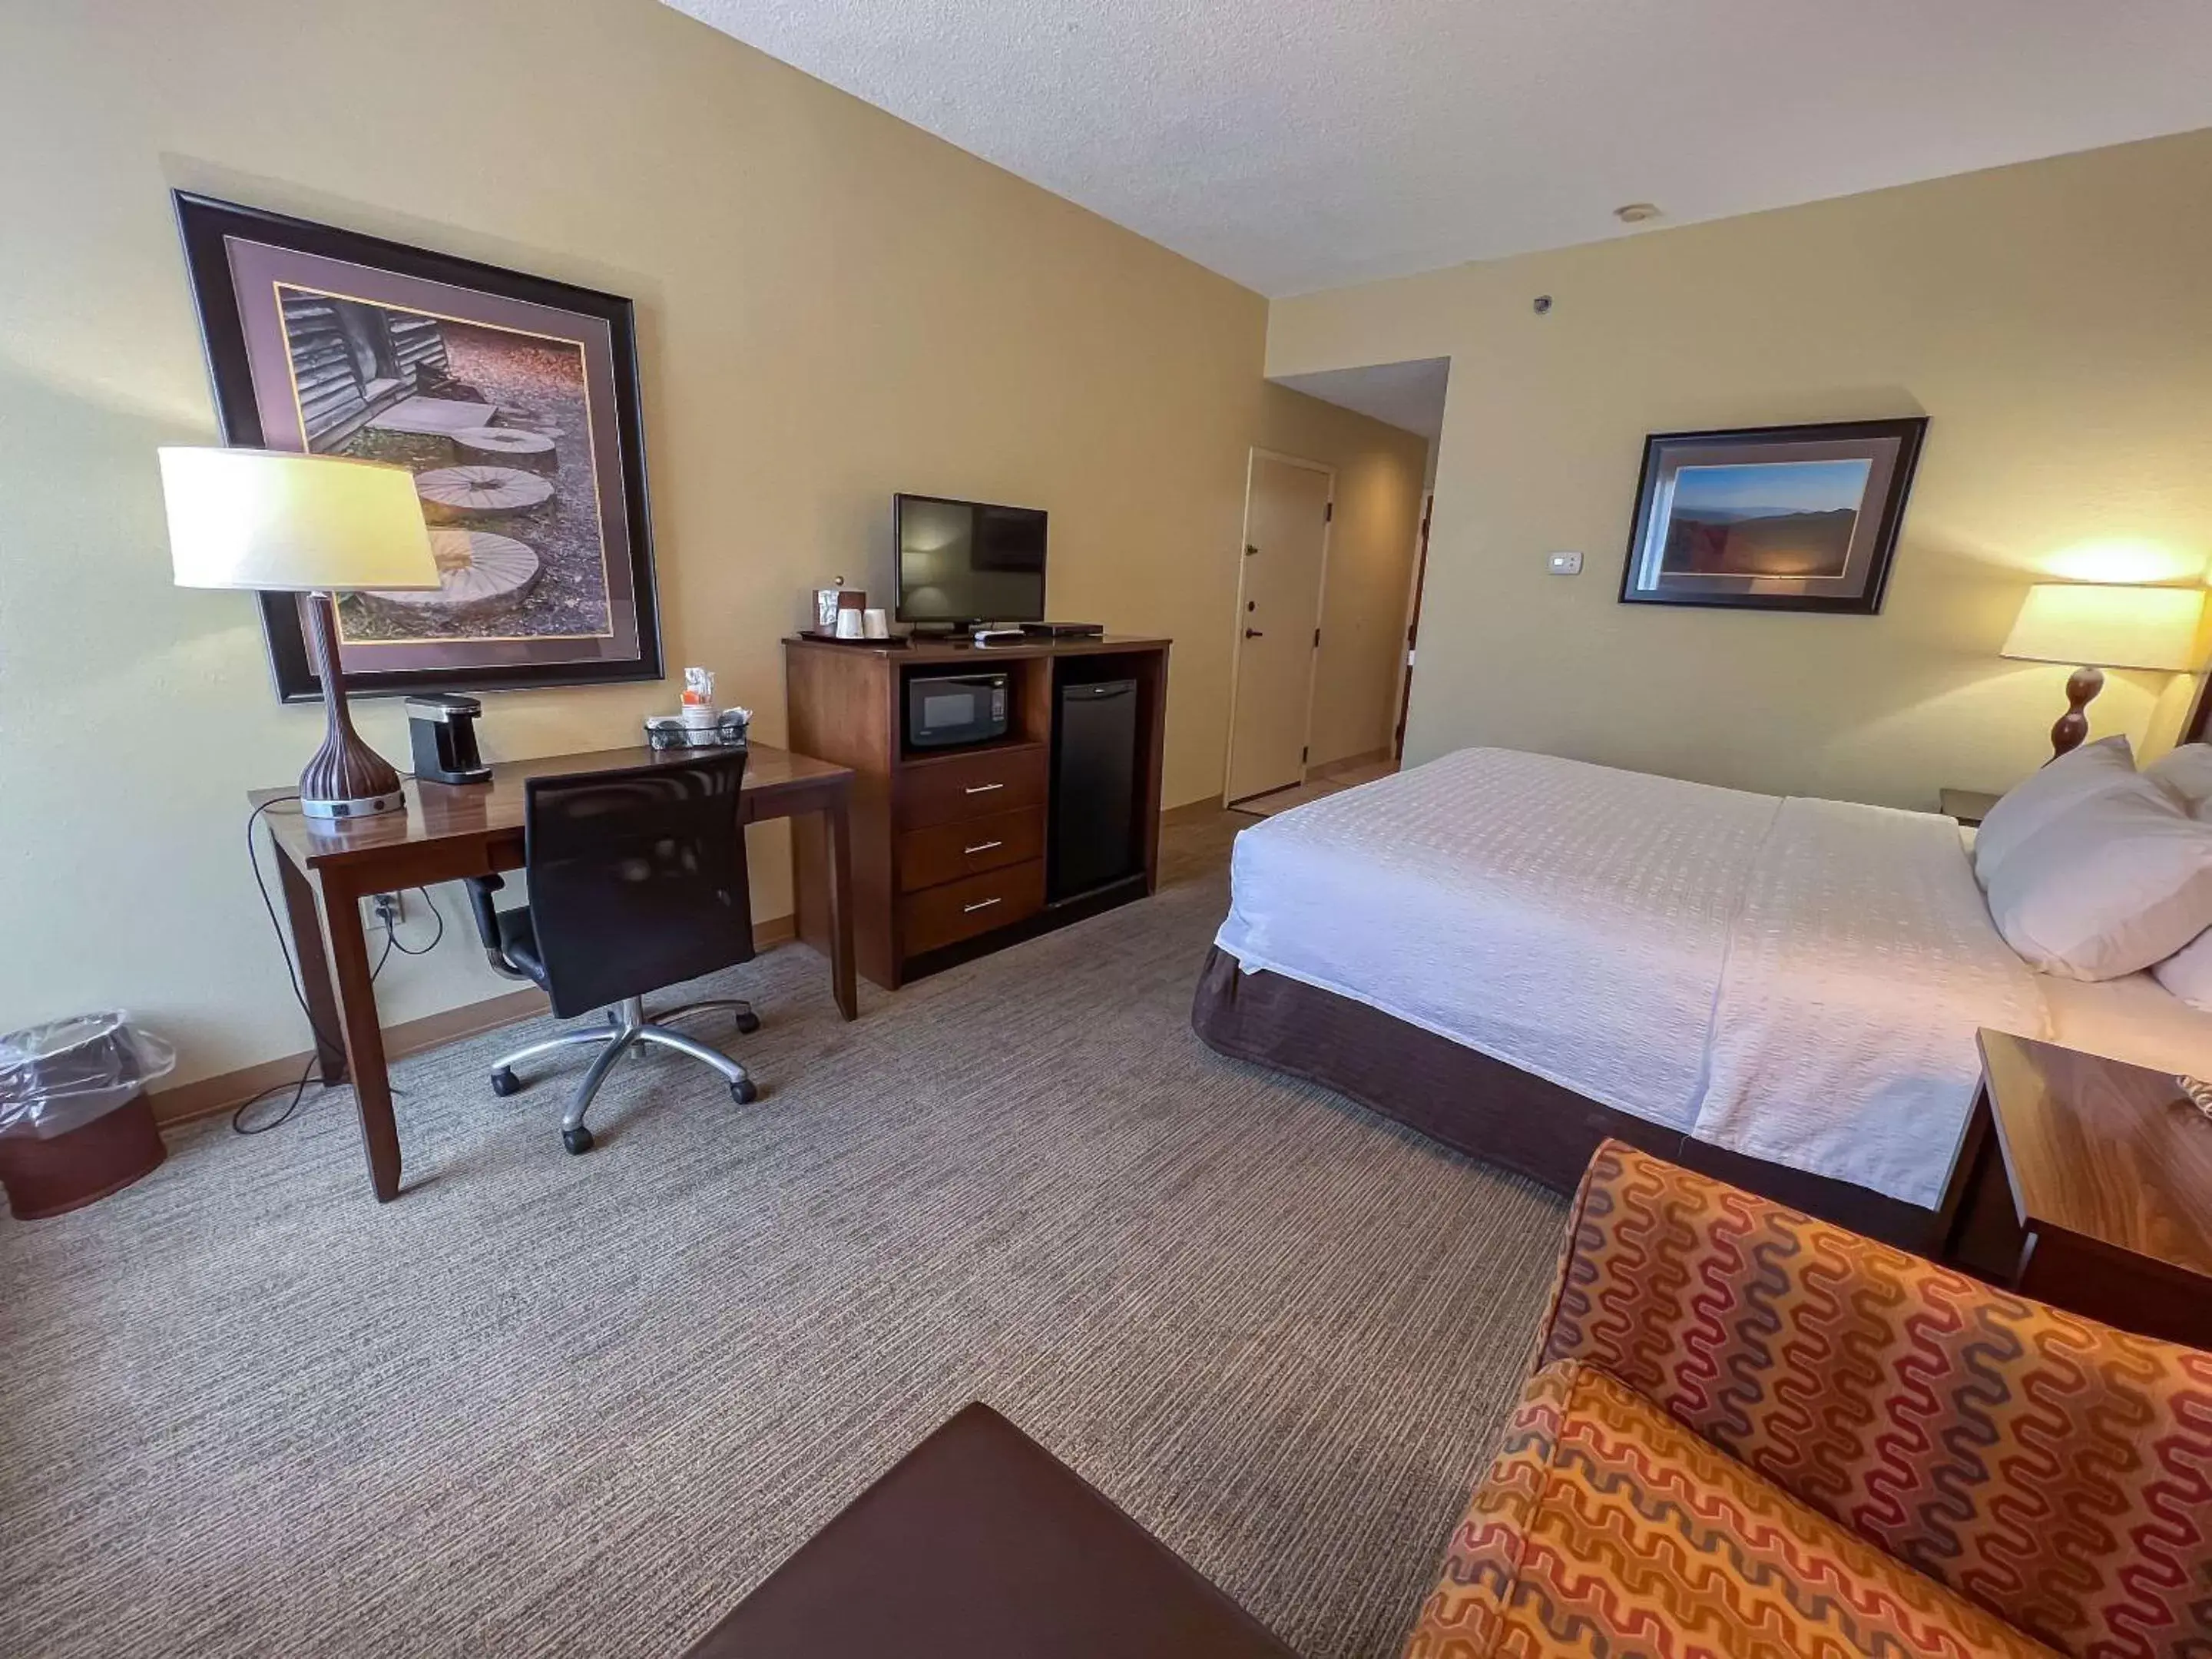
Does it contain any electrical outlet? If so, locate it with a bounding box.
[371,891,402,926]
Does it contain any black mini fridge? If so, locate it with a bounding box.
[1051,677,1140,900]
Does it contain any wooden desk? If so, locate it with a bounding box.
[1946,1029,2212,1347]
[253,741,855,1204]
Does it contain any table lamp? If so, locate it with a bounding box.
[2001,581,2207,759]
[160,447,441,822]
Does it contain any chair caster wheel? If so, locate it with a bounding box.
[491,1067,522,1097]
[562,1124,594,1155]
[730,1078,759,1105]
[733,1009,761,1035]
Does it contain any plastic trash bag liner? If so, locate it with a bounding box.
[0,1012,177,1139]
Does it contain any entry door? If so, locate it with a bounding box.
[1394,491,1432,758]
[1227,453,1332,804]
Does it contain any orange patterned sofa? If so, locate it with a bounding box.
[1405,1141,2212,1658]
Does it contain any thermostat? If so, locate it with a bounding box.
[1546,551,1584,575]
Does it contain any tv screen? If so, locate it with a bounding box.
[896,494,1047,624]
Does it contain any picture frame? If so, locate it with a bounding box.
[172,192,664,701]
[1618,417,1928,614]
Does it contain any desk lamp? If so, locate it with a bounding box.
[2001,581,2207,759]
[161,447,440,821]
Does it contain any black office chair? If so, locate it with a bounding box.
[465,750,762,1154]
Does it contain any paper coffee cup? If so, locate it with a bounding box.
[835,608,865,638]
[863,608,889,639]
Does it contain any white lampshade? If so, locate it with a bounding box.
[2001,582,2207,673]
[160,447,439,592]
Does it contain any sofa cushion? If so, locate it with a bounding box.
[1402,1360,2055,1659]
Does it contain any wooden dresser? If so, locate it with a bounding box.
[784,634,1171,989]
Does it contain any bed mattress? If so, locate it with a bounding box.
[1212,747,2047,1208]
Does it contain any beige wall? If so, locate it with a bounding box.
[0,0,1315,1088]
[1268,128,2212,810]
[1253,385,1426,767]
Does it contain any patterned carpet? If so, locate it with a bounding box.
[0,813,1563,1659]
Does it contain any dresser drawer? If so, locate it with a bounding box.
[900,859,1045,956]
[898,805,1045,894]
[898,743,1048,830]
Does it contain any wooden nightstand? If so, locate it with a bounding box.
[1945,1030,2212,1348]
[1938,787,2002,827]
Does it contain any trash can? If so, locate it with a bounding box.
[0,1012,174,1220]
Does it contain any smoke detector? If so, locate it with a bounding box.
[1614,202,1662,224]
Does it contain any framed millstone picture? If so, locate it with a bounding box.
[173,194,664,700]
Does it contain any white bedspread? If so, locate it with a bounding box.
[1213,747,2046,1208]
[1696,796,2045,1205]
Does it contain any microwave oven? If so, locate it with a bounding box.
[906,670,1010,750]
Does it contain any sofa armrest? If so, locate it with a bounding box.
[1535,1140,2212,1659]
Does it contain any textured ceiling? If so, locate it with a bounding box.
[664,0,2212,296]
[1277,359,1450,441]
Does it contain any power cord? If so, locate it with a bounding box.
[381,890,445,956]
[230,1054,320,1137]
[237,798,445,1134]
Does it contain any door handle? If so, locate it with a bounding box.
[962,896,1002,914]
[1244,628,1264,639]
[963,839,1004,855]
[963,782,1004,795]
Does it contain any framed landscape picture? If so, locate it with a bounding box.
[1618,417,1927,614]
[173,193,663,700]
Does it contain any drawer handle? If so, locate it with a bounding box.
[963,839,1004,855]
[962,896,1003,914]
[963,782,1005,795]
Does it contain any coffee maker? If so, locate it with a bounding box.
[406,694,491,785]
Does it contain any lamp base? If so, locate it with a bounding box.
[299,588,409,827]
[2047,664,2105,762]
[300,787,408,822]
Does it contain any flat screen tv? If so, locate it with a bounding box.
[895,494,1046,627]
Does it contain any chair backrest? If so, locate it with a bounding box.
[522,750,753,1018]
[1537,1141,2212,1659]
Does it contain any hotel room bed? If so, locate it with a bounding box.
[1191,746,2212,1249]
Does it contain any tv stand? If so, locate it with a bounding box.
[784,633,1171,990]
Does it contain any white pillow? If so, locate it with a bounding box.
[1985,775,2212,979]
[1971,734,2134,889]
[2145,743,2212,813]
[2154,928,2212,1012]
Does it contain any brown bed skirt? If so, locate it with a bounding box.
[1190,946,1949,1253]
